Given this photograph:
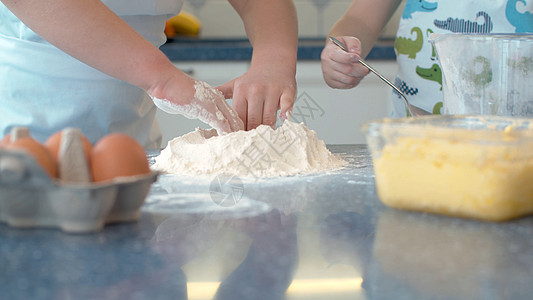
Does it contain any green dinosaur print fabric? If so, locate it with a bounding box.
[391,0,533,117]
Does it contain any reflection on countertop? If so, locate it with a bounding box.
[2,145,533,299]
[160,37,396,61]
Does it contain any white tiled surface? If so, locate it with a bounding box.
[182,0,404,39]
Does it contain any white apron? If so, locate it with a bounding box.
[0,0,183,149]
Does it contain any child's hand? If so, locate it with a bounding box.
[217,63,296,131]
[149,75,244,136]
[321,36,370,89]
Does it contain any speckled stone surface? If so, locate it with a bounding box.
[160,38,396,61]
[2,145,533,299]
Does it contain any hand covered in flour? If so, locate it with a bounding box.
[216,62,297,131]
[321,36,370,89]
[149,78,244,136]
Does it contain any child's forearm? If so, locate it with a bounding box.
[229,0,298,71]
[329,0,402,58]
[1,0,176,92]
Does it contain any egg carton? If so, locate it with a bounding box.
[0,149,158,233]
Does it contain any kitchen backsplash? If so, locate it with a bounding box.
[182,0,404,39]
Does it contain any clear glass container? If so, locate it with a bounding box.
[430,34,533,116]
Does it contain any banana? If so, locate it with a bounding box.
[165,11,202,38]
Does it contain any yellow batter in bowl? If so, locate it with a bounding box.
[363,115,533,221]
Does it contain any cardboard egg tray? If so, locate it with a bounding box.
[0,149,158,233]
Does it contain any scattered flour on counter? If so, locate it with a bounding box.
[151,120,347,177]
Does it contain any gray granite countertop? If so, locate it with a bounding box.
[2,145,533,299]
[160,38,396,61]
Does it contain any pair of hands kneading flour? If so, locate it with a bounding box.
[151,80,345,177]
[151,111,346,178]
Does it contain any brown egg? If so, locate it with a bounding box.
[45,128,93,183]
[0,134,11,147]
[6,137,58,178]
[90,133,150,182]
[45,129,92,162]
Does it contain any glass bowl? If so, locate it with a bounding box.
[430,33,533,116]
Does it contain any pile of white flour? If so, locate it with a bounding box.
[151,121,346,177]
